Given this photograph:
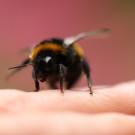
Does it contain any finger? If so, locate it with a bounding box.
[0,80,135,114]
[0,112,135,135]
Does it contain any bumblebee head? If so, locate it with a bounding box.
[42,56,56,72]
[35,56,57,75]
[34,56,57,82]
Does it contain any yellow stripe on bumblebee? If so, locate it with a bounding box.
[30,43,66,60]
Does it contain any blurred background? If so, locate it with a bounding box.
[0,0,134,91]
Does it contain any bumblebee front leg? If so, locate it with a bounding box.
[59,64,66,93]
[81,58,93,95]
[32,68,40,92]
[35,80,39,92]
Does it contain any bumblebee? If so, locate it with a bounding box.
[8,28,110,94]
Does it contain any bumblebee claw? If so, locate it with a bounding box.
[89,87,93,95]
[60,88,64,94]
[33,89,38,92]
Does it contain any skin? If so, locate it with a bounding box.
[0,80,135,135]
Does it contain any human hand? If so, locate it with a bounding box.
[0,81,135,135]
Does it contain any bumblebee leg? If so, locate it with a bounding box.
[81,58,93,95]
[59,64,66,93]
[6,58,30,80]
[35,80,39,92]
[32,68,40,92]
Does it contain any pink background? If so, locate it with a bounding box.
[0,0,135,91]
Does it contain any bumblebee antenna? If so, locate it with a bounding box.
[8,63,34,70]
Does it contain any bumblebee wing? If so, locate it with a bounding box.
[64,28,111,46]
[19,45,35,55]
